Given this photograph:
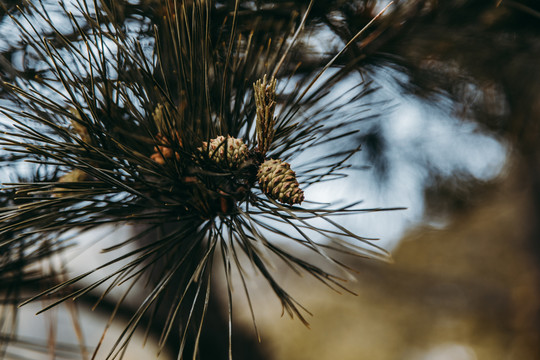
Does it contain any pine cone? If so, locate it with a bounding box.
[257,159,304,205]
[200,135,248,168]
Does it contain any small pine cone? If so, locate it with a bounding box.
[257,159,304,205]
[201,135,248,168]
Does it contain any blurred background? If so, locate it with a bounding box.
[1,0,540,359]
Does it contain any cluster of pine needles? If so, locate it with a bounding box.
[0,0,398,359]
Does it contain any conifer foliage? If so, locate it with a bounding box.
[0,0,393,358]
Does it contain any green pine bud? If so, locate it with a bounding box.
[254,75,277,155]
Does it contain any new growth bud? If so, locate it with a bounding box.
[254,75,277,155]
